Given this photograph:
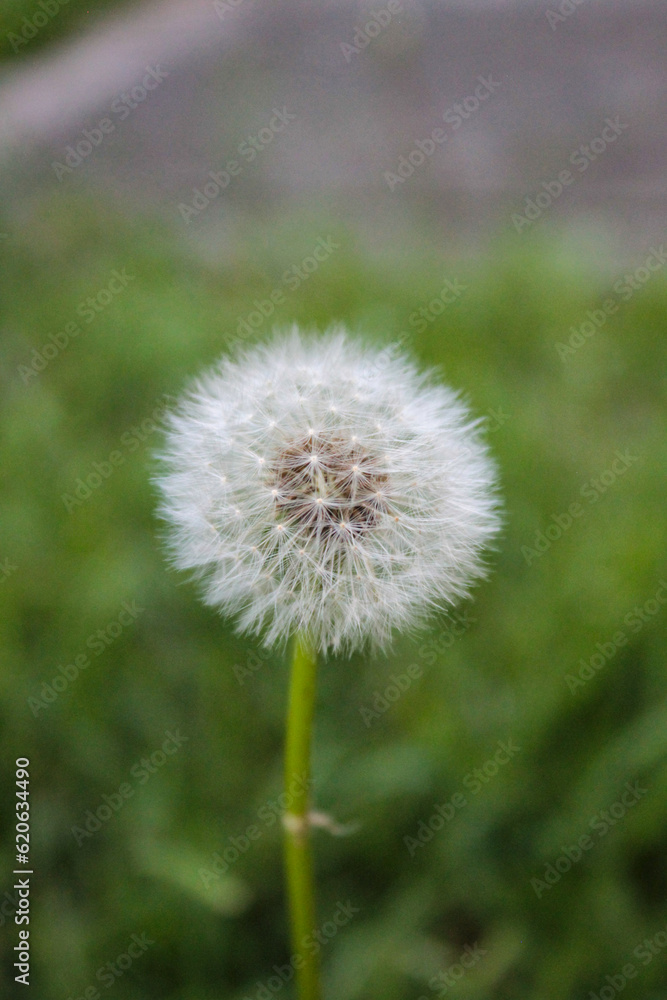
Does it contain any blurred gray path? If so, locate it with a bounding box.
[1,0,665,261]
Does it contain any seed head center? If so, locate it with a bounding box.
[270,434,388,539]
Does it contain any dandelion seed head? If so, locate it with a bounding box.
[155,326,501,653]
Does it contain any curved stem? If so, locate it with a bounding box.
[283,632,320,1000]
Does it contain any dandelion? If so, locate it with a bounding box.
[155,325,501,1000]
[156,326,500,653]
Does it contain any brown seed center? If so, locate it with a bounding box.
[269,435,387,540]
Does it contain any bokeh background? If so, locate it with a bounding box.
[1,1,666,998]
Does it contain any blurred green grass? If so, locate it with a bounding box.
[0,191,666,1000]
[2,0,133,59]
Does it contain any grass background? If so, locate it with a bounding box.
[3,0,132,57]
[0,184,666,999]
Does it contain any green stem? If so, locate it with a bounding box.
[284,632,320,1000]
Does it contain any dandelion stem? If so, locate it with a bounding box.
[284,631,320,1000]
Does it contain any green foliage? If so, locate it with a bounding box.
[0,191,666,999]
[2,0,131,59]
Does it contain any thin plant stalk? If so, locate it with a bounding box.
[283,632,320,1000]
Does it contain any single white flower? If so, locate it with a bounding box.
[156,326,501,653]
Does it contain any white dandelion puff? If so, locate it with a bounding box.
[155,326,501,653]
